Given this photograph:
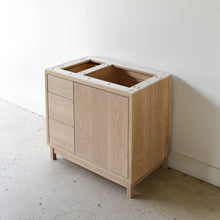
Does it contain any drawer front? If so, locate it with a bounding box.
[48,93,73,126]
[48,75,73,99]
[49,118,74,153]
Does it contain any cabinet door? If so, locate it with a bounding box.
[74,83,128,178]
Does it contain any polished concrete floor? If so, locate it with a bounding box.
[0,99,220,220]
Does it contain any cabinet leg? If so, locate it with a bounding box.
[161,156,168,168]
[127,184,134,198]
[50,147,56,160]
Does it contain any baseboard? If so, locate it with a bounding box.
[0,87,45,116]
[168,151,220,187]
[1,87,220,188]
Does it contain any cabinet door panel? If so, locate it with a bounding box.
[74,83,128,178]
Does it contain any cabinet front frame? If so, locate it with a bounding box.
[45,72,133,183]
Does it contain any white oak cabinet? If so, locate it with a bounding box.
[45,57,172,198]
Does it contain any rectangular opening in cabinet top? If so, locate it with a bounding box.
[62,60,100,73]
[86,65,153,87]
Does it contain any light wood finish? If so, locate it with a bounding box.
[46,69,132,97]
[45,72,50,145]
[46,56,171,97]
[127,183,134,198]
[64,61,99,73]
[86,65,152,87]
[49,119,74,153]
[132,76,172,183]
[74,83,128,178]
[86,65,118,84]
[50,146,56,160]
[53,146,129,187]
[161,156,168,168]
[128,94,133,183]
[48,93,73,126]
[48,75,73,99]
[45,56,172,198]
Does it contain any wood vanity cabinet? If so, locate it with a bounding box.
[45,57,172,198]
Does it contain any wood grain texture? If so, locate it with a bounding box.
[86,65,118,84]
[49,118,74,153]
[131,76,172,183]
[74,83,129,178]
[161,156,168,168]
[48,93,73,126]
[45,72,50,145]
[116,68,151,87]
[86,65,151,88]
[53,146,129,187]
[64,61,99,73]
[127,183,134,198]
[48,75,73,99]
[45,57,172,198]
[46,69,132,97]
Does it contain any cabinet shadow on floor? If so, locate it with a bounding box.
[134,167,220,216]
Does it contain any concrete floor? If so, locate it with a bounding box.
[0,99,220,220]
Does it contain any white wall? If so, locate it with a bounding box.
[0,0,88,115]
[1,0,220,185]
[85,0,220,184]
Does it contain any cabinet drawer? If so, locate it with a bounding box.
[48,75,73,99]
[49,119,74,153]
[48,93,73,126]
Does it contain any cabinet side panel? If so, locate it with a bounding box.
[45,72,50,144]
[132,76,172,183]
[74,83,128,178]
